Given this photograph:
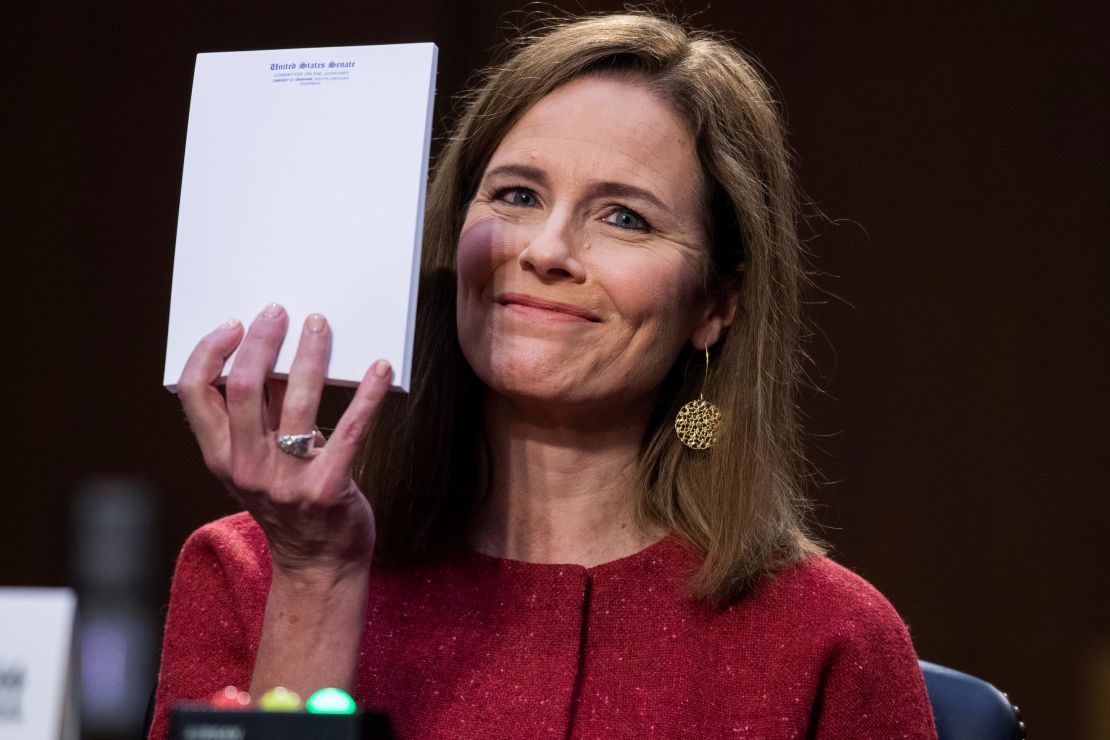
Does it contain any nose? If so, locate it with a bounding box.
[517,209,586,282]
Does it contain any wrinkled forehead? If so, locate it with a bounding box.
[483,76,706,207]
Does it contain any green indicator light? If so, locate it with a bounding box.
[306,687,357,715]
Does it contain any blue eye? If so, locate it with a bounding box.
[605,207,650,231]
[497,187,538,207]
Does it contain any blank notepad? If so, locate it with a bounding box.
[165,43,438,392]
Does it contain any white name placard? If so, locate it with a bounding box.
[0,588,77,740]
[165,43,438,392]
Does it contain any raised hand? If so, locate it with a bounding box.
[176,303,392,581]
[176,303,394,693]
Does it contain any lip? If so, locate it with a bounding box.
[494,293,601,322]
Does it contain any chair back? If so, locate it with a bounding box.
[919,660,1025,740]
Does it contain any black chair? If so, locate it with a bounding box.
[919,660,1025,740]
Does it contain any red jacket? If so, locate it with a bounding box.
[150,513,936,739]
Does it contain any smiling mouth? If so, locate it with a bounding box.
[495,293,601,322]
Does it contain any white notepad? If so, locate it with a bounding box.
[165,43,438,392]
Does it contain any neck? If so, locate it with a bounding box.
[468,392,667,567]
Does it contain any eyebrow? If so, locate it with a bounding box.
[483,164,550,188]
[483,163,673,217]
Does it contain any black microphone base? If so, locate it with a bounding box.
[170,705,394,739]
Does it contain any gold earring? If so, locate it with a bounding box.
[674,347,722,450]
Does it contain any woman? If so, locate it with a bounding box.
[151,12,936,739]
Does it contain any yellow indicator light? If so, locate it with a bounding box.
[258,686,302,711]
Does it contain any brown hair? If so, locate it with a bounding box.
[356,10,823,605]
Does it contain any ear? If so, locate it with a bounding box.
[690,285,740,350]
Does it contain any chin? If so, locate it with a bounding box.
[469,342,582,403]
[458,319,675,410]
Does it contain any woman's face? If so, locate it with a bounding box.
[456,75,731,410]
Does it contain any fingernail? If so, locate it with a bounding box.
[306,313,327,333]
[262,303,284,318]
[221,318,240,331]
[374,360,391,378]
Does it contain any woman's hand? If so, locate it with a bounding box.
[176,303,393,694]
[176,303,392,584]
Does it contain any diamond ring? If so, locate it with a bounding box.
[274,430,318,458]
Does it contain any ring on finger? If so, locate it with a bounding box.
[274,430,318,458]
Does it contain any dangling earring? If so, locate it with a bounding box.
[674,346,722,450]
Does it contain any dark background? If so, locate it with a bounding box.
[8,2,1108,737]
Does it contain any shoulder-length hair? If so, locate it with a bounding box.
[356,11,823,605]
